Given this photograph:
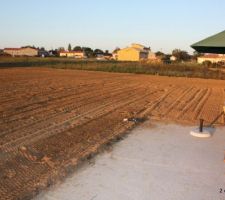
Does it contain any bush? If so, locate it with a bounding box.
[0,53,11,57]
[217,61,225,67]
[202,60,212,67]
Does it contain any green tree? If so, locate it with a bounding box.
[94,49,104,56]
[58,47,65,52]
[68,44,72,51]
[172,49,190,61]
[40,47,45,51]
[73,46,82,51]
[155,51,165,57]
[82,47,94,58]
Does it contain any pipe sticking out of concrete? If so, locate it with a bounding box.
[199,119,204,133]
[190,118,212,138]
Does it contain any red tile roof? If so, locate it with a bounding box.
[4,48,21,50]
[4,47,37,51]
[60,51,84,53]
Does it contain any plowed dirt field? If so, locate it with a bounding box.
[0,67,225,200]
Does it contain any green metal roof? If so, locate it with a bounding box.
[191,30,225,53]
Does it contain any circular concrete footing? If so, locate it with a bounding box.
[190,128,213,138]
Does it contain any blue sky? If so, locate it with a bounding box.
[0,0,224,53]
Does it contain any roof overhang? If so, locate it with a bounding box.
[191,30,225,54]
[191,46,225,54]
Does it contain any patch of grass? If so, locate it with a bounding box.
[1,57,225,80]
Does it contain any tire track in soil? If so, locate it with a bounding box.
[175,88,202,119]
[153,86,192,119]
[179,88,209,121]
[0,81,116,116]
[198,88,224,124]
[192,89,211,120]
[138,86,178,117]
[0,73,118,110]
[0,81,118,121]
[0,82,134,134]
[1,86,152,151]
[0,84,142,142]
[0,76,136,119]
[162,86,195,119]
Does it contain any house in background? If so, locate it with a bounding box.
[59,50,86,58]
[4,47,38,57]
[197,54,225,64]
[117,43,154,61]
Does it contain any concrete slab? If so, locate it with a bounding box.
[35,122,225,200]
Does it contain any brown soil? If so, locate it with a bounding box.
[0,67,225,199]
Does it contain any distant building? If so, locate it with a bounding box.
[4,47,38,57]
[117,44,151,61]
[59,51,86,58]
[197,54,225,64]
